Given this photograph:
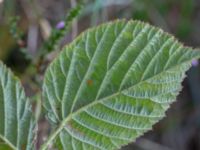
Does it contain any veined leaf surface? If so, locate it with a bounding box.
[42,20,200,150]
[0,62,35,150]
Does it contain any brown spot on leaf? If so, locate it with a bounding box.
[86,79,93,86]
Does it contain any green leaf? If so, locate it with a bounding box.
[0,62,35,150]
[42,20,200,150]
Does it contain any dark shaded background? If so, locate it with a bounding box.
[0,0,200,150]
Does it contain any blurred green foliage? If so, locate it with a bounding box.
[0,25,15,60]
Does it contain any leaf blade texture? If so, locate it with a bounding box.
[0,62,35,150]
[43,20,200,150]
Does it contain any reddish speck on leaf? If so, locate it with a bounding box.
[22,144,26,150]
[87,79,93,86]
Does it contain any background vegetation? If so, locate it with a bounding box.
[0,0,200,149]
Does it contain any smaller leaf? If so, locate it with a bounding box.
[0,62,36,150]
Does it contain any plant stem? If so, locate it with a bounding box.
[71,0,78,39]
[40,116,71,150]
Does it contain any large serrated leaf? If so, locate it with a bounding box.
[0,62,35,150]
[42,20,200,150]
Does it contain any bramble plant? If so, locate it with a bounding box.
[0,20,200,150]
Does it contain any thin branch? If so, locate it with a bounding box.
[70,0,78,39]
